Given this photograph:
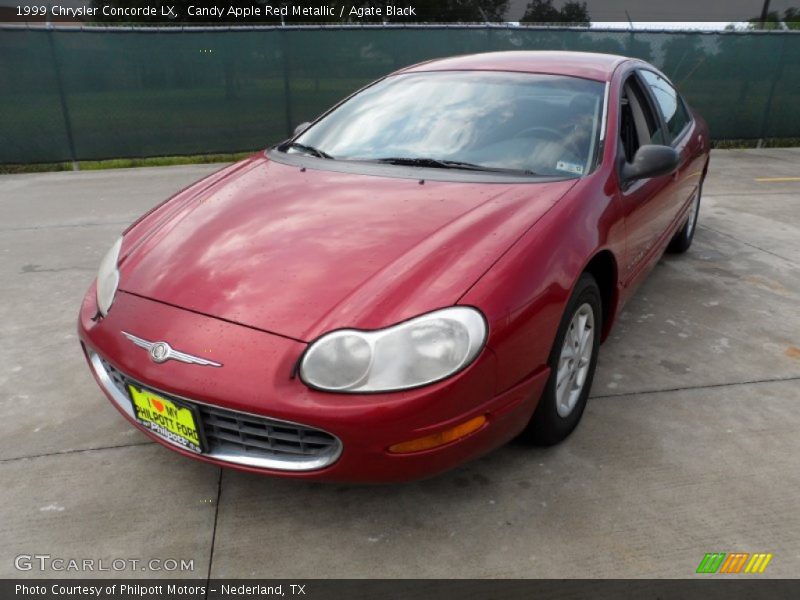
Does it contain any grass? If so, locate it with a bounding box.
[710,138,800,149]
[0,152,256,174]
[3,139,799,175]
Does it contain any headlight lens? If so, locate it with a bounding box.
[96,236,123,317]
[299,307,487,392]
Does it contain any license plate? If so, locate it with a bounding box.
[127,385,203,454]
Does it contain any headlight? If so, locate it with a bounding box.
[299,307,487,393]
[96,236,123,317]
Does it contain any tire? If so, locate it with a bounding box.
[522,272,602,446]
[667,180,702,254]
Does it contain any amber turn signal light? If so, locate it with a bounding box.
[388,415,487,454]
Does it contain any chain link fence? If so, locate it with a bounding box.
[1,25,798,164]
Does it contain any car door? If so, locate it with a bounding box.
[638,69,704,229]
[616,71,674,287]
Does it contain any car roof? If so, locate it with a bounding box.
[396,51,630,82]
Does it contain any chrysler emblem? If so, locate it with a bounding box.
[149,342,170,363]
[122,332,223,367]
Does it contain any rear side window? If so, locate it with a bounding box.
[639,70,691,143]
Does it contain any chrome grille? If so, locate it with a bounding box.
[103,358,129,395]
[93,353,342,471]
[200,405,337,458]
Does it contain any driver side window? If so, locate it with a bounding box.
[619,75,665,163]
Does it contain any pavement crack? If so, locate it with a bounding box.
[0,220,132,233]
[0,440,153,463]
[205,469,223,597]
[591,375,800,400]
[20,263,95,274]
[703,191,800,198]
[698,224,796,264]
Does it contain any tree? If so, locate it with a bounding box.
[558,1,591,25]
[746,7,800,30]
[520,0,590,25]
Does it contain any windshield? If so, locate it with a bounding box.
[288,71,605,178]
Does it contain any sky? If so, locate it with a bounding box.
[590,22,736,30]
[506,0,797,23]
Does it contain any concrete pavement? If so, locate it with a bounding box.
[1,149,799,578]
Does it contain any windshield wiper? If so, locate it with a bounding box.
[280,142,333,160]
[371,157,536,175]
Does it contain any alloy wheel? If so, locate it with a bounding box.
[555,302,595,418]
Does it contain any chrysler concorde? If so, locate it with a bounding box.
[78,51,709,481]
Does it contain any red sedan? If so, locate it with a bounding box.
[78,51,709,482]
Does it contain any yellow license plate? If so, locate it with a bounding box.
[128,385,203,453]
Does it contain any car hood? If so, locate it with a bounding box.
[119,154,575,341]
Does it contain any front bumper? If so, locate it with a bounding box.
[87,351,344,471]
[78,288,548,482]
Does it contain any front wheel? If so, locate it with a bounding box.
[521,273,601,445]
[667,181,702,254]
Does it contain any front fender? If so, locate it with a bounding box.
[459,173,624,394]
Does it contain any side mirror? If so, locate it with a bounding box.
[621,145,680,183]
[293,122,311,137]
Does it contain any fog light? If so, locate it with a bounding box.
[388,415,487,454]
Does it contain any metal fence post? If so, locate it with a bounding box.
[280,28,294,138]
[486,24,495,51]
[46,27,79,170]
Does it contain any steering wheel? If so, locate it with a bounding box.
[516,126,563,140]
[516,126,583,159]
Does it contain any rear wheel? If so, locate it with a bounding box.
[522,273,601,445]
[667,181,702,254]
